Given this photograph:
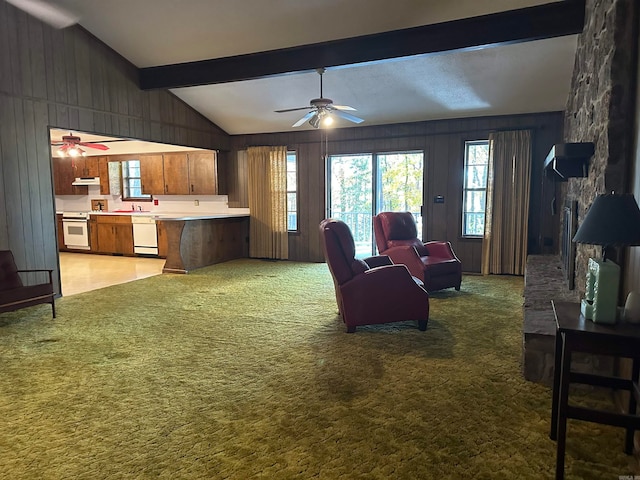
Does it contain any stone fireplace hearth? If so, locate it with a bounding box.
[523,255,578,384]
[523,254,613,385]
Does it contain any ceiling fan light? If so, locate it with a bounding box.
[322,115,333,127]
[308,115,320,129]
[68,146,85,157]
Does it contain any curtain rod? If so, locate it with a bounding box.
[238,124,546,148]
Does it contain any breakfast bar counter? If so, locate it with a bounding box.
[159,214,249,274]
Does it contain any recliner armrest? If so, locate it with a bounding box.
[414,243,428,256]
[379,245,425,272]
[354,263,426,294]
[422,241,459,261]
[363,255,393,268]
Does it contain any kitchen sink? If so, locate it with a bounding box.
[112,209,150,213]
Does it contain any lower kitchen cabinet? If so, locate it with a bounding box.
[91,215,133,255]
[56,214,66,251]
[156,221,168,258]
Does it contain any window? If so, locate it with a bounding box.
[122,160,151,201]
[287,151,298,231]
[328,151,423,257]
[462,141,489,237]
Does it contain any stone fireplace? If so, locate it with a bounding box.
[561,200,578,291]
[522,0,637,385]
[563,0,637,298]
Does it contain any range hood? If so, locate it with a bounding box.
[71,177,101,186]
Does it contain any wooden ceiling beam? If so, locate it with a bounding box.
[139,0,585,90]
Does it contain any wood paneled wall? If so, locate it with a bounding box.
[0,0,567,286]
[230,112,565,270]
[624,13,640,296]
[0,1,230,294]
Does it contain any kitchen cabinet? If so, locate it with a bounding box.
[97,157,110,194]
[89,216,98,251]
[96,158,122,196]
[140,155,165,195]
[140,152,217,196]
[163,154,190,195]
[188,152,218,195]
[73,157,100,178]
[52,157,88,195]
[92,215,133,255]
[56,214,66,251]
[156,221,168,258]
[54,150,218,197]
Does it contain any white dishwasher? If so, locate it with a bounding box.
[131,216,158,255]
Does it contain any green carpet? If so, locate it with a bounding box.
[0,259,638,479]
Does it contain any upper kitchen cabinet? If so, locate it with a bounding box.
[140,155,165,195]
[73,157,100,178]
[163,154,190,195]
[188,152,218,195]
[97,157,111,195]
[138,151,218,195]
[52,157,88,195]
[55,150,219,197]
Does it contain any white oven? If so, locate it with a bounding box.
[62,212,90,250]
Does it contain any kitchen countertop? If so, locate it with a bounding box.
[156,213,250,221]
[86,211,249,220]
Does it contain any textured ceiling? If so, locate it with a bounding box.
[32,0,575,135]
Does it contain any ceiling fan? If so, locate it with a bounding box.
[275,68,364,128]
[52,133,109,157]
[6,0,79,29]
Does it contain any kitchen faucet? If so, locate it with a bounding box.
[138,205,143,212]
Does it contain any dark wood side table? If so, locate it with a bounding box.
[550,301,640,479]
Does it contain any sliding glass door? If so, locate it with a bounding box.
[328,151,423,257]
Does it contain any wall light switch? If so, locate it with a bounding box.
[194,200,199,206]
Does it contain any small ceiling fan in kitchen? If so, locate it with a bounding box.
[275,68,364,129]
[51,132,110,157]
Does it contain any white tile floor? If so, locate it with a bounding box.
[59,252,166,296]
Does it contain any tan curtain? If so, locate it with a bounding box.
[247,146,288,259]
[481,130,532,275]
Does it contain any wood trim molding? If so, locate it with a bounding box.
[140,0,586,90]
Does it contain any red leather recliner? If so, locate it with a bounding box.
[319,218,429,333]
[373,212,462,293]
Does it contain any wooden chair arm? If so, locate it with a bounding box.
[17,269,53,283]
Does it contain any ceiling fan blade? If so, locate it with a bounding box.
[332,105,357,111]
[331,110,364,124]
[292,111,316,128]
[6,0,79,28]
[275,106,311,113]
[80,142,109,150]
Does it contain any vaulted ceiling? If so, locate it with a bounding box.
[21,0,581,135]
